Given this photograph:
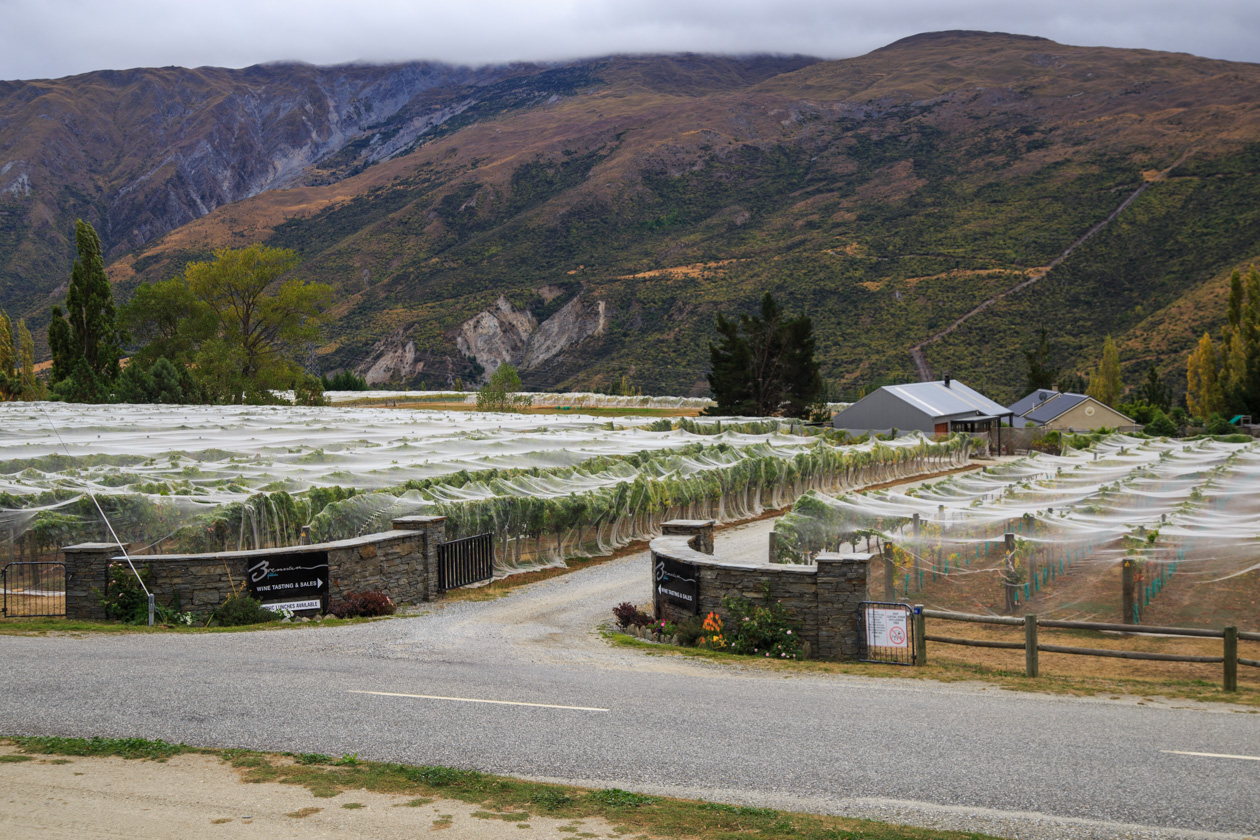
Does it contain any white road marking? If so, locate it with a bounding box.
[1161,750,1260,762]
[349,689,608,712]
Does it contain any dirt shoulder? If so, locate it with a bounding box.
[0,745,614,840]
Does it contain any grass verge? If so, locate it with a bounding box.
[0,614,386,636]
[606,631,1260,707]
[2,735,999,840]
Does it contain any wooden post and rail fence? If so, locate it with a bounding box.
[911,607,1258,692]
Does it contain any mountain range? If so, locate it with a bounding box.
[2,31,1258,402]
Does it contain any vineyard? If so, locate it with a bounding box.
[0,403,976,574]
[774,434,1260,630]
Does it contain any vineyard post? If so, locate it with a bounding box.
[883,542,896,601]
[1003,532,1016,613]
[768,531,777,563]
[912,513,921,590]
[913,604,926,665]
[1122,558,1136,625]
[1025,614,1039,677]
[1224,626,1238,692]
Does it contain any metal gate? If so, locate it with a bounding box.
[437,533,494,591]
[857,601,916,665]
[2,562,67,618]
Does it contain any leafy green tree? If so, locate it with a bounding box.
[293,373,327,406]
[706,293,822,418]
[1022,328,1060,393]
[181,245,332,403]
[1143,409,1178,437]
[476,363,532,412]
[1085,335,1122,407]
[48,220,124,400]
[122,277,215,368]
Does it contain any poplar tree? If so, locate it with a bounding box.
[0,311,13,398]
[1085,335,1122,407]
[1186,332,1224,419]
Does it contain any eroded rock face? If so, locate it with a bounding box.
[455,296,538,376]
[523,296,606,369]
[455,294,606,378]
[363,329,424,385]
[358,293,606,386]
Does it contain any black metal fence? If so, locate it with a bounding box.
[2,562,67,618]
[858,601,916,665]
[437,533,494,591]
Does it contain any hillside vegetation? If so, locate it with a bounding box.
[4,32,1260,402]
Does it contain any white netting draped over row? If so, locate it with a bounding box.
[773,435,1260,629]
[0,403,977,577]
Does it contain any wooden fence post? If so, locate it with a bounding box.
[1025,614,1039,678]
[914,604,926,666]
[1224,626,1238,692]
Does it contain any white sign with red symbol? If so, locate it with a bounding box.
[867,607,910,649]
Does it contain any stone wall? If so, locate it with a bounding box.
[62,516,447,621]
[651,520,871,661]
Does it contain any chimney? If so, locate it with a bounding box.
[943,373,951,388]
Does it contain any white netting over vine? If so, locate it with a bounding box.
[0,403,978,578]
[316,390,717,409]
[774,435,1260,628]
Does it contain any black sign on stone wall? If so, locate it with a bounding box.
[245,551,330,613]
[655,557,699,614]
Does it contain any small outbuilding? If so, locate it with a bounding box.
[832,377,1014,446]
[1008,390,1135,432]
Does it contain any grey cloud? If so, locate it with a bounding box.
[1,0,1256,82]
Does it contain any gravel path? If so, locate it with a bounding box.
[2,516,1258,840]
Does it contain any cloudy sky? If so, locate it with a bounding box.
[2,0,1256,81]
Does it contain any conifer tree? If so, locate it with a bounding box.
[706,293,822,418]
[49,220,123,400]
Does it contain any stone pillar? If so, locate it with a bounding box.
[815,552,872,661]
[661,520,714,555]
[61,543,127,620]
[392,516,447,601]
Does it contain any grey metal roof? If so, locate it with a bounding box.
[1024,392,1089,424]
[1009,389,1060,417]
[879,380,1012,421]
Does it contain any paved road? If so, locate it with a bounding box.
[2,519,1257,840]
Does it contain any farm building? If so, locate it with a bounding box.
[832,377,1015,444]
[1008,390,1135,432]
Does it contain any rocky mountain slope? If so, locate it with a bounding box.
[4,32,1259,401]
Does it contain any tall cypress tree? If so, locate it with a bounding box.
[50,220,123,400]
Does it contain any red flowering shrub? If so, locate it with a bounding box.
[331,590,396,618]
